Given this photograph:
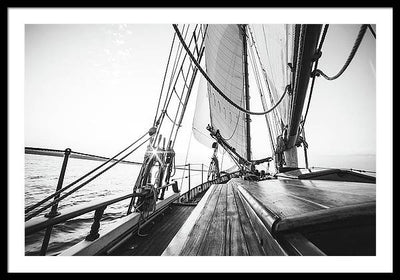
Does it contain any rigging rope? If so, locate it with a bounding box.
[25,131,150,214]
[25,136,151,221]
[168,58,193,144]
[154,25,190,141]
[248,25,283,143]
[312,24,368,81]
[153,32,177,126]
[171,26,207,148]
[209,126,273,167]
[162,24,191,114]
[300,24,329,134]
[310,166,376,174]
[173,24,291,116]
[163,109,182,127]
[367,24,376,39]
[247,29,277,153]
[180,130,193,191]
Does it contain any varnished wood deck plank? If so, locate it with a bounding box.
[197,183,228,255]
[273,179,376,197]
[110,205,195,256]
[232,184,265,255]
[236,178,375,218]
[226,183,249,256]
[179,184,223,255]
[176,183,265,256]
[239,181,323,217]
[162,177,375,256]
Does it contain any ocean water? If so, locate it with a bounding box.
[305,154,376,173]
[24,153,202,256]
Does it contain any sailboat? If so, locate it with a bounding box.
[25,23,376,256]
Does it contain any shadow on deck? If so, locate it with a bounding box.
[108,193,205,256]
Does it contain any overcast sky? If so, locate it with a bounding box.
[25,23,376,170]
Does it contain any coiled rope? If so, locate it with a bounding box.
[173,24,290,116]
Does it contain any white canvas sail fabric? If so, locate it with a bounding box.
[192,24,295,161]
[202,24,248,160]
[192,76,214,148]
[249,24,295,130]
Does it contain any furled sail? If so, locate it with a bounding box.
[202,24,248,160]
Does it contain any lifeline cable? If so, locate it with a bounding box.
[25,136,151,221]
[25,131,150,214]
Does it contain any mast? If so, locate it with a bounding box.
[284,24,322,169]
[242,24,251,162]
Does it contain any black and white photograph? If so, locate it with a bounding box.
[8,7,393,273]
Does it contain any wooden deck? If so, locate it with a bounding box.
[163,183,267,256]
[275,168,376,183]
[108,204,196,256]
[240,178,375,219]
[162,177,376,256]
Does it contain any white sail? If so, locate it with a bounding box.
[193,24,295,161]
[192,76,214,148]
[203,24,248,160]
[249,24,295,130]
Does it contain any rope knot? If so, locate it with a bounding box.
[311,69,321,78]
[312,50,322,62]
[287,85,293,96]
[148,127,157,136]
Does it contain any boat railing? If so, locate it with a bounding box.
[25,183,175,256]
[25,132,151,222]
[25,180,183,255]
[25,154,233,255]
[176,170,240,204]
[25,193,135,237]
[25,180,177,237]
[24,130,154,255]
[24,126,235,255]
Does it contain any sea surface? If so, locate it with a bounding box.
[24,153,202,256]
[24,153,375,256]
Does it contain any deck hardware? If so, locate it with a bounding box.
[201,164,204,185]
[85,206,107,241]
[188,163,191,201]
[40,148,71,255]
[45,148,71,218]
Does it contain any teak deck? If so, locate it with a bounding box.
[165,183,266,256]
[162,177,375,256]
[109,204,195,256]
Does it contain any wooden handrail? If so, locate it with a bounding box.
[25,193,134,235]
[25,171,239,256]
[274,201,376,233]
[25,174,233,236]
